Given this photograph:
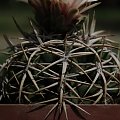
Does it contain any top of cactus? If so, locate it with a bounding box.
[18,0,100,36]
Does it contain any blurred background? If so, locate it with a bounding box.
[0,0,120,62]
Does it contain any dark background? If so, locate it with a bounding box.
[0,0,120,7]
[0,0,120,33]
[0,0,120,43]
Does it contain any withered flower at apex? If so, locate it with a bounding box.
[28,0,99,35]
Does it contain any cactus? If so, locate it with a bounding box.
[0,0,120,119]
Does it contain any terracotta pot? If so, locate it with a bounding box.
[0,104,120,120]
